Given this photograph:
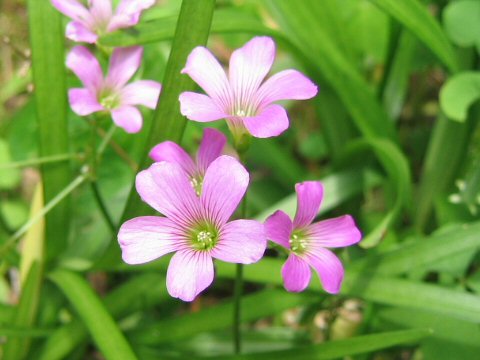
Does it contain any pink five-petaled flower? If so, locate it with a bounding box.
[179,36,318,140]
[67,45,161,133]
[51,0,155,44]
[265,181,361,294]
[149,128,227,195]
[118,155,267,301]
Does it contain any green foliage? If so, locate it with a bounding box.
[2,0,479,359]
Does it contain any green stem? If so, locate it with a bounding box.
[97,124,116,156]
[233,151,249,354]
[0,153,78,170]
[90,119,116,233]
[0,174,87,257]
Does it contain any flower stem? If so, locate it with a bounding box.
[233,150,249,354]
[0,153,79,170]
[89,119,116,234]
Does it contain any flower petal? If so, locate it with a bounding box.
[148,141,196,177]
[200,155,249,225]
[304,248,344,294]
[265,210,293,249]
[51,0,91,22]
[179,92,227,122]
[282,254,311,292]
[118,216,185,265]
[307,215,362,248]
[167,250,214,302]
[106,46,143,89]
[181,47,232,110]
[135,161,200,227]
[88,0,112,25]
[68,88,103,116]
[257,69,318,105]
[111,106,143,133]
[108,0,154,31]
[196,128,227,175]
[121,80,161,108]
[242,104,289,138]
[66,46,103,91]
[66,21,98,43]
[293,181,323,229]
[229,37,275,105]
[212,220,266,264]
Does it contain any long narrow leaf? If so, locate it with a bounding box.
[49,270,138,360]
[27,0,71,261]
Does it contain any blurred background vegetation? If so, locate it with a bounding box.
[1,0,480,359]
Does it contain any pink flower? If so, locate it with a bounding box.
[149,128,226,195]
[67,45,161,133]
[118,156,267,301]
[265,182,361,294]
[179,36,318,139]
[51,0,154,43]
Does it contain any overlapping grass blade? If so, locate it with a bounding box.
[27,0,71,261]
[49,270,138,360]
[211,329,431,360]
[368,0,459,73]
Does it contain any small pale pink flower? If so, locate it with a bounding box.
[51,0,155,43]
[179,36,318,139]
[67,45,161,133]
[265,181,361,294]
[118,155,266,301]
[149,128,226,195]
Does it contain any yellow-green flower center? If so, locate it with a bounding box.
[289,231,308,254]
[191,224,218,251]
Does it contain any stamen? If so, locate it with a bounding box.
[190,177,202,196]
[191,226,218,251]
[289,233,308,253]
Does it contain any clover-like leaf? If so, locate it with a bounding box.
[443,0,480,53]
[440,72,480,122]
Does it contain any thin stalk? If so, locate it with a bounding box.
[90,119,116,233]
[0,174,87,257]
[97,124,116,156]
[96,126,137,171]
[0,153,77,170]
[233,151,249,354]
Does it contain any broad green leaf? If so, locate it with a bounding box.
[3,261,43,360]
[214,259,480,323]
[440,72,480,122]
[267,0,397,141]
[0,326,53,338]
[39,273,167,360]
[350,221,480,275]
[0,139,21,190]
[28,0,71,261]
[443,0,480,52]
[96,0,216,268]
[377,307,480,347]
[49,270,138,360]
[212,329,431,359]
[369,0,459,73]
[130,289,318,345]
[0,200,28,231]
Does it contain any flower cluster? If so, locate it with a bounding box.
[116,36,362,301]
[53,0,362,303]
[52,0,160,133]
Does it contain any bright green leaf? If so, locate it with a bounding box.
[443,0,480,52]
[440,71,480,122]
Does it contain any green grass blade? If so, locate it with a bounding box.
[3,261,43,360]
[368,0,459,73]
[350,221,480,275]
[39,273,166,360]
[130,289,317,345]
[267,0,397,141]
[48,270,138,360]
[96,0,216,268]
[212,329,431,360]
[27,0,71,261]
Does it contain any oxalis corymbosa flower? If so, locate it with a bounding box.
[265,181,362,294]
[118,155,267,301]
[51,0,155,44]
[66,45,161,133]
[149,128,227,196]
[179,36,318,145]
